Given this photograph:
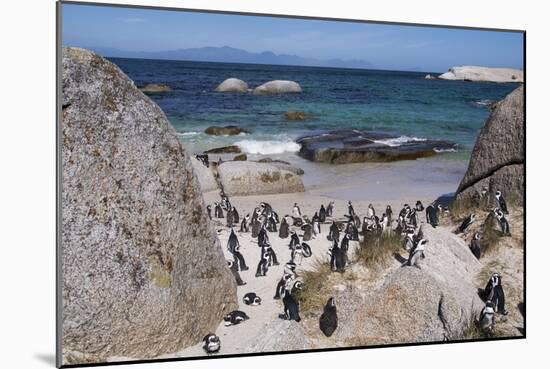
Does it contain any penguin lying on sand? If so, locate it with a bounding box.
[202,333,220,354]
[224,310,249,326]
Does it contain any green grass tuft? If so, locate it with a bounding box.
[355,232,403,269]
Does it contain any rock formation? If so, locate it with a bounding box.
[297,130,457,164]
[253,80,302,94]
[455,86,524,204]
[215,78,249,92]
[217,161,305,196]
[204,125,247,136]
[438,66,524,83]
[139,83,172,93]
[61,47,237,365]
[244,320,313,352]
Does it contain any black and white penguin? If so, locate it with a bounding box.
[292,203,302,218]
[223,310,249,326]
[319,205,327,223]
[425,204,439,228]
[266,213,278,232]
[346,221,359,241]
[385,205,393,225]
[495,190,509,214]
[289,230,300,250]
[279,216,290,239]
[283,261,297,278]
[226,205,234,227]
[312,212,321,235]
[470,232,482,259]
[255,250,270,277]
[243,292,262,306]
[483,273,508,315]
[258,226,270,247]
[301,242,312,258]
[227,229,248,271]
[214,202,224,218]
[327,221,340,243]
[403,230,415,251]
[415,200,425,212]
[274,273,293,300]
[206,205,212,220]
[232,207,240,224]
[408,208,418,228]
[405,239,427,268]
[227,260,246,286]
[251,219,261,238]
[240,214,250,233]
[494,208,511,236]
[195,153,210,168]
[340,233,352,265]
[367,203,376,218]
[319,297,338,337]
[329,240,346,273]
[455,214,476,234]
[264,244,279,266]
[399,204,410,218]
[348,201,356,217]
[326,202,334,217]
[301,222,313,241]
[478,301,496,331]
[279,282,302,322]
[202,333,221,354]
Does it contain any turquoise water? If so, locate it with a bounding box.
[110,57,519,161]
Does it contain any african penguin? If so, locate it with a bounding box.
[279,216,290,239]
[495,190,509,214]
[319,205,327,223]
[415,200,425,212]
[470,232,481,259]
[289,230,300,250]
[279,282,302,322]
[301,223,313,241]
[202,333,221,354]
[319,297,338,337]
[425,204,439,228]
[329,240,346,273]
[478,301,496,331]
[214,202,224,218]
[326,202,334,217]
[226,205,234,227]
[367,203,376,218]
[327,221,340,243]
[232,207,240,224]
[292,203,302,218]
[274,273,293,300]
[223,310,249,326]
[483,273,508,315]
[456,214,476,234]
[494,208,511,236]
[312,212,321,235]
[206,205,212,220]
[405,239,427,268]
[227,260,246,286]
[255,250,270,277]
[240,214,250,233]
[243,292,262,306]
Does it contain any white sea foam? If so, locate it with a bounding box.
[176,131,200,137]
[433,147,457,153]
[374,136,427,147]
[235,139,301,155]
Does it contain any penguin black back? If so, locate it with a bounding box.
[319,297,338,337]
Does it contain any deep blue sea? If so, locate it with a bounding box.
[109,57,519,161]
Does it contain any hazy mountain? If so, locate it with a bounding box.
[77,45,375,70]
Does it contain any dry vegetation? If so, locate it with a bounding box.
[295,258,334,315]
[355,232,403,270]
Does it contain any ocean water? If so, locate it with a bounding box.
[109,57,520,200]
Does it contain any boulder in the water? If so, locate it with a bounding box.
[284,111,312,121]
[204,145,242,154]
[215,78,248,93]
[139,83,172,93]
[204,125,247,136]
[253,80,302,94]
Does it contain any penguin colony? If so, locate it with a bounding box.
[199,187,514,353]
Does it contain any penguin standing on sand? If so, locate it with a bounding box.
[327,202,334,217]
[266,213,278,232]
[232,207,240,224]
[312,212,321,235]
[495,190,509,214]
[483,273,508,315]
[367,204,376,218]
[274,273,293,300]
[214,202,224,218]
[227,229,248,271]
[319,205,327,223]
[348,201,356,217]
[425,204,439,228]
[405,239,427,268]
[289,230,300,250]
[240,214,250,233]
[279,281,302,322]
[301,222,313,241]
[470,232,482,259]
[329,240,346,273]
[340,233,351,265]
[494,208,511,236]
[223,310,249,326]
[385,205,393,225]
[293,203,302,219]
[478,301,496,331]
[202,333,221,354]
[455,214,476,234]
[319,297,338,337]
[327,221,340,243]
[258,226,270,248]
[226,205,234,227]
[206,205,212,220]
[279,216,290,238]
[251,219,261,238]
[255,250,270,277]
[415,200,425,212]
[227,260,246,286]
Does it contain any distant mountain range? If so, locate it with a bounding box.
[74,45,376,70]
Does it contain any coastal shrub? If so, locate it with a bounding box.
[481,216,502,256]
[295,258,332,315]
[453,309,508,340]
[355,232,403,269]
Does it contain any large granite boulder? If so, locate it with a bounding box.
[438,66,524,83]
[253,80,302,94]
[215,78,248,92]
[297,130,457,164]
[334,225,483,344]
[455,86,524,204]
[61,47,237,365]
[190,157,219,192]
[243,320,312,352]
[217,161,305,196]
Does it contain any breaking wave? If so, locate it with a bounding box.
[235,139,301,155]
[374,136,427,147]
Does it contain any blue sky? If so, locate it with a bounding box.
[62,3,524,72]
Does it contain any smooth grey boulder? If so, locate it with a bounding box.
[253,80,302,94]
[215,77,248,92]
[243,320,312,352]
[334,225,483,344]
[217,161,305,196]
[190,157,219,192]
[438,66,524,83]
[61,47,237,365]
[456,86,524,204]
